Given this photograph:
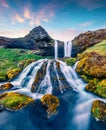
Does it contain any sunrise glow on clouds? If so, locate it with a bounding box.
[0,0,106,41]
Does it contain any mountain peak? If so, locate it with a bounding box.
[24,26,51,40]
[31,26,45,32]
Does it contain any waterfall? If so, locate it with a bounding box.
[0,59,105,129]
[64,41,72,57]
[2,59,85,99]
[54,40,58,59]
[64,41,68,57]
[68,41,72,57]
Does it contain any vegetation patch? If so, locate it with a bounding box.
[0,48,44,81]
[0,92,34,110]
[63,57,77,66]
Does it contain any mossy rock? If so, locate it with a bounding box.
[96,79,106,98]
[64,58,77,66]
[91,100,106,121]
[41,94,60,117]
[7,68,21,79]
[0,82,14,90]
[86,83,97,92]
[76,52,106,78]
[18,59,36,69]
[81,75,90,82]
[86,79,106,98]
[0,92,34,110]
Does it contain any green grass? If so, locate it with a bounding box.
[0,48,44,81]
[84,40,106,56]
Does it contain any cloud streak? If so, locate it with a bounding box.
[80,21,93,27]
[13,11,25,23]
[24,7,31,19]
[0,0,9,8]
[29,3,55,26]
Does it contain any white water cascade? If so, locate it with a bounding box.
[64,41,72,57]
[54,40,58,59]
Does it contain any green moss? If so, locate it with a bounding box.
[64,58,77,66]
[96,79,106,98]
[0,92,34,110]
[76,52,106,78]
[81,75,89,82]
[91,100,106,121]
[86,79,106,98]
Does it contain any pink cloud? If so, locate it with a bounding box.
[13,11,25,23]
[29,3,55,26]
[24,7,31,19]
[0,0,9,8]
[80,21,93,27]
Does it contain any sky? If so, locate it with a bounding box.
[0,0,106,41]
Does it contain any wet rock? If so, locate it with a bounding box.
[91,100,106,121]
[56,61,72,91]
[41,94,60,117]
[49,61,60,95]
[0,92,34,111]
[0,82,14,90]
[31,61,47,93]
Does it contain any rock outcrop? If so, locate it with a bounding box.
[0,82,14,90]
[72,29,106,57]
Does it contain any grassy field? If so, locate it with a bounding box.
[0,48,44,81]
[84,40,106,56]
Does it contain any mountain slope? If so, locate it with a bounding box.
[0,26,54,56]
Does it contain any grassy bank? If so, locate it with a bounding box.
[0,48,44,81]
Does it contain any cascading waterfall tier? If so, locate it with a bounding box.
[64,41,72,57]
[4,59,84,99]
